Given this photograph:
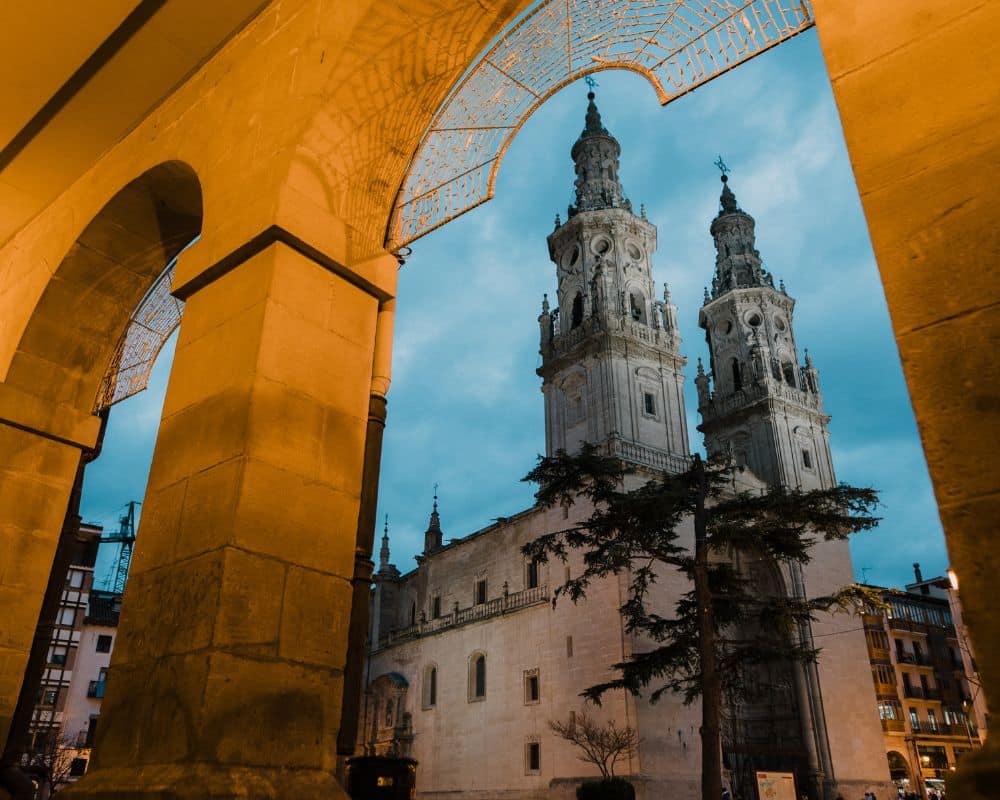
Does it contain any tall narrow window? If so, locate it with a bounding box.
[410,602,416,627]
[96,635,112,653]
[643,392,656,416]
[566,636,574,658]
[432,596,441,619]
[423,665,437,709]
[475,580,487,605]
[524,670,540,704]
[801,449,812,469]
[526,741,541,773]
[470,654,487,700]
[527,559,539,589]
[731,358,742,391]
[571,292,584,328]
[782,359,796,387]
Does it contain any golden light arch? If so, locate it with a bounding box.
[100,0,815,409]
[387,0,816,248]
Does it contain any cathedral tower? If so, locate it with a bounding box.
[538,89,689,471]
[695,173,833,491]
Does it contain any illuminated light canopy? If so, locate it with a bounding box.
[388,0,815,248]
[95,250,187,411]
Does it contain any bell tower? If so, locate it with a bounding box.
[695,172,833,490]
[537,88,689,472]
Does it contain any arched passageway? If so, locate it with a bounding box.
[0,1,995,799]
[0,162,202,766]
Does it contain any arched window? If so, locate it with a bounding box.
[731,358,742,391]
[571,292,584,328]
[469,653,486,700]
[781,359,796,387]
[629,292,646,323]
[429,667,437,706]
[527,558,539,589]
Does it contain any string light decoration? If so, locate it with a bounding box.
[388,0,814,248]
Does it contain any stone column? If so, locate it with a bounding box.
[0,393,102,754]
[64,239,394,799]
[812,3,999,797]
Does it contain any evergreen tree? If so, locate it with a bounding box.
[521,445,881,800]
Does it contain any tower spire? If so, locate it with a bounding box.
[567,83,631,217]
[423,484,443,554]
[379,515,390,568]
[707,166,775,299]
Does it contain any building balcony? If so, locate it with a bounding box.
[903,686,924,699]
[870,646,891,662]
[896,651,915,664]
[881,718,905,732]
[603,436,692,474]
[889,617,928,634]
[87,681,105,699]
[379,585,550,648]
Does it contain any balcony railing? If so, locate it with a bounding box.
[87,681,105,699]
[881,718,905,732]
[378,585,550,648]
[870,646,891,662]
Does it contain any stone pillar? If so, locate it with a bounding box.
[337,298,395,772]
[812,2,999,796]
[0,393,102,753]
[63,239,394,799]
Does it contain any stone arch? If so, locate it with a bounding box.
[887,750,912,784]
[4,161,202,416]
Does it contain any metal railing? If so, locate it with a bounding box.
[87,681,105,699]
[379,585,549,648]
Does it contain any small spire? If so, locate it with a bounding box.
[582,89,608,137]
[424,484,443,554]
[779,278,786,294]
[640,203,647,220]
[663,282,671,303]
[554,212,561,229]
[541,293,550,314]
[703,287,711,304]
[696,357,705,377]
[804,348,813,368]
[379,515,390,567]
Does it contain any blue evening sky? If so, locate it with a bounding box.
[81,30,947,591]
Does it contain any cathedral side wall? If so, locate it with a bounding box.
[369,504,664,798]
[801,537,894,794]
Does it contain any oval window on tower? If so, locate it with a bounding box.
[592,236,612,255]
[747,312,762,327]
[567,244,580,267]
[774,315,787,332]
[627,243,642,261]
[717,319,733,335]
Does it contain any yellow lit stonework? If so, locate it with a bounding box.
[0,1,995,798]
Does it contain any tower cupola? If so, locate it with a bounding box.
[568,91,631,217]
[707,175,776,299]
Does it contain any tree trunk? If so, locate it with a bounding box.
[693,455,722,800]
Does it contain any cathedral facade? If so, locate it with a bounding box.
[361,92,892,800]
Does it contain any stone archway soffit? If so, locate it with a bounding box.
[387,0,815,249]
